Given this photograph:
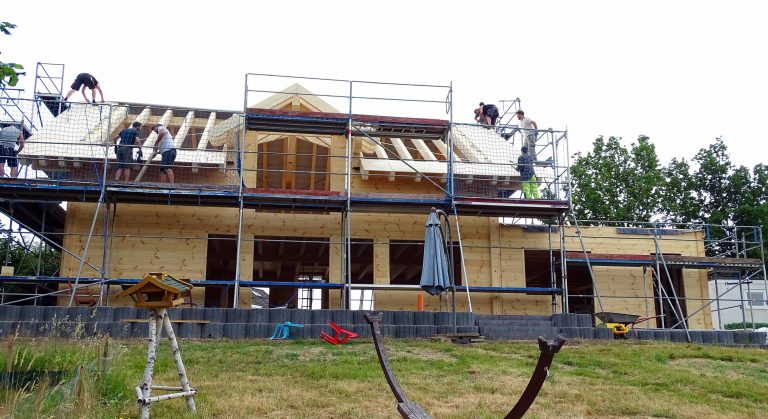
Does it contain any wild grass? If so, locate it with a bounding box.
[1,337,766,418]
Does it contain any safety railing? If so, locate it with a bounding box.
[3,99,242,191]
[450,122,569,201]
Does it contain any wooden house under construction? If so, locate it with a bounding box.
[1,68,765,332]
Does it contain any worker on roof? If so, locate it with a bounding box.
[114,122,144,181]
[515,110,538,158]
[64,73,104,103]
[474,102,499,126]
[0,124,25,178]
[152,124,176,184]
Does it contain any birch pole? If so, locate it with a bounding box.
[139,309,160,419]
[161,309,197,412]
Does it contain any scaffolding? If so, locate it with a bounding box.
[561,220,767,334]
[0,71,765,332]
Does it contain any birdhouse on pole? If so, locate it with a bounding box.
[119,272,192,309]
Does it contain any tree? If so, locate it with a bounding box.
[659,158,700,224]
[692,137,733,225]
[732,163,768,258]
[570,135,663,224]
[0,21,25,88]
[0,223,61,277]
[0,221,62,305]
[625,136,665,221]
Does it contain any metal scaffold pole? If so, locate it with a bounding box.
[572,217,605,315]
[652,226,691,342]
[759,226,768,323]
[559,215,569,313]
[561,132,572,313]
[69,104,111,307]
[446,83,472,313]
[233,119,245,308]
[341,80,353,310]
[99,200,109,306]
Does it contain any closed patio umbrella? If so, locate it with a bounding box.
[419,208,456,333]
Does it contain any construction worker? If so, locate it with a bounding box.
[515,110,538,158]
[516,145,539,199]
[152,124,176,183]
[64,73,104,103]
[114,122,144,181]
[0,124,25,178]
[474,102,500,126]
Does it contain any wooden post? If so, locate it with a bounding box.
[99,336,110,377]
[34,378,47,416]
[5,335,14,373]
[135,151,158,182]
[161,309,197,413]
[75,365,86,415]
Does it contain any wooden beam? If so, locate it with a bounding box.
[309,144,318,191]
[373,241,389,285]
[88,105,129,143]
[285,136,297,189]
[413,139,437,160]
[372,141,389,159]
[196,113,217,151]
[261,143,268,188]
[389,138,414,161]
[220,144,228,173]
[173,111,195,149]
[141,109,173,151]
[135,108,152,125]
[489,219,502,314]
[432,139,459,161]
[207,114,242,147]
[135,109,173,180]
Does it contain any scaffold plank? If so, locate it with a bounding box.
[564,252,763,269]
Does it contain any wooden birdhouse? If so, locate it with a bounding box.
[119,272,193,309]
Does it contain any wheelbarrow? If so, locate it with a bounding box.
[595,312,661,339]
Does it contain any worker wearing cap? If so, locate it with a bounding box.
[152,124,176,183]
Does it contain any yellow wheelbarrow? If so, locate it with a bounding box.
[595,312,662,339]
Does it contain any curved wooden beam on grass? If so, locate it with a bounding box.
[364,312,431,419]
[505,335,566,419]
[365,312,566,419]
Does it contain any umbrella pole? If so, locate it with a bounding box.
[436,209,457,335]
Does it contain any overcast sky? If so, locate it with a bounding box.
[5,1,767,168]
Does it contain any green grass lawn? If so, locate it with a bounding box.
[2,337,767,418]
